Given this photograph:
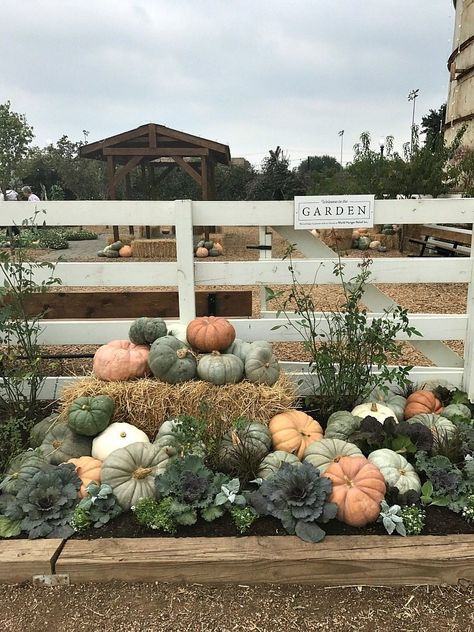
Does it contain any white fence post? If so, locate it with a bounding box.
[463,228,474,400]
[174,199,196,323]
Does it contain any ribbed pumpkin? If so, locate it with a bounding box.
[197,351,244,385]
[149,335,197,384]
[129,317,167,345]
[92,422,150,461]
[258,450,301,479]
[187,316,236,353]
[303,438,362,473]
[29,414,60,449]
[351,402,397,424]
[119,245,133,257]
[244,346,280,386]
[67,456,102,498]
[68,395,114,437]
[195,247,208,258]
[1,450,48,495]
[367,449,421,495]
[41,424,92,465]
[323,456,386,527]
[404,390,443,419]
[325,411,362,441]
[269,410,323,460]
[93,340,150,381]
[219,422,272,472]
[366,387,407,422]
[225,339,272,363]
[405,413,456,442]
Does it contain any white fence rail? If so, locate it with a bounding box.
[1,198,474,399]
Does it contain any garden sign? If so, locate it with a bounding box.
[294,194,375,230]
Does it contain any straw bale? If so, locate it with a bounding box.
[132,239,177,259]
[60,373,297,438]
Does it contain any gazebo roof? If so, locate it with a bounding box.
[79,123,231,165]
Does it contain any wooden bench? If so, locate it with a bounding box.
[409,223,472,257]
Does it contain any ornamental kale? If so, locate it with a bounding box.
[155,455,230,525]
[415,452,474,512]
[249,461,337,543]
[70,482,121,531]
[350,417,432,457]
[4,463,81,539]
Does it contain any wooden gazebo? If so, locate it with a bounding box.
[80,123,231,240]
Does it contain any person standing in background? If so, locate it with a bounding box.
[21,185,40,201]
[1,189,20,237]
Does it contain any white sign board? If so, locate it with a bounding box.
[294,195,375,230]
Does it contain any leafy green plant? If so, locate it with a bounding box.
[230,506,258,534]
[38,229,69,250]
[62,229,98,241]
[349,416,432,457]
[155,455,230,525]
[155,415,207,458]
[419,481,450,508]
[70,482,121,531]
[266,252,420,419]
[400,505,425,535]
[0,514,22,538]
[461,495,474,524]
[132,497,177,534]
[250,461,337,543]
[378,501,406,536]
[3,463,80,538]
[215,478,246,509]
[0,213,61,424]
[415,450,474,512]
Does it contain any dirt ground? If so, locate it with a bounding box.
[1,581,473,632]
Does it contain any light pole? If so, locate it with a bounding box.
[408,89,419,154]
[379,137,385,159]
[338,130,344,165]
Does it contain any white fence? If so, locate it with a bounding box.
[1,198,474,400]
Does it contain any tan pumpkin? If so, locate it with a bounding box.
[67,456,102,498]
[195,247,209,258]
[269,410,323,460]
[214,242,224,254]
[404,390,443,419]
[93,340,150,381]
[119,245,133,257]
[186,316,236,353]
[323,456,386,527]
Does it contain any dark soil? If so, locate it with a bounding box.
[72,505,474,540]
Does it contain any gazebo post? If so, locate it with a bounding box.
[125,173,134,236]
[107,156,120,242]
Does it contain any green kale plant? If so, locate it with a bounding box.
[266,251,420,419]
[132,497,177,534]
[349,416,432,458]
[249,461,337,543]
[378,501,406,536]
[230,506,258,534]
[70,482,121,531]
[400,505,425,535]
[4,463,80,538]
[155,455,230,525]
[416,452,474,512]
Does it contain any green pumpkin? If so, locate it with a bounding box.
[219,421,272,472]
[225,339,272,363]
[109,240,123,251]
[406,413,456,442]
[358,236,370,250]
[97,250,106,257]
[378,245,388,253]
[104,249,119,258]
[0,450,49,495]
[149,335,197,384]
[204,240,214,250]
[382,228,395,235]
[68,395,114,437]
[366,387,407,422]
[368,448,421,494]
[153,419,205,457]
[303,438,362,472]
[40,424,92,465]
[442,404,472,423]
[197,352,243,385]
[325,411,362,441]
[129,317,167,345]
[102,442,176,511]
[258,450,301,479]
[208,248,220,257]
[244,346,280,386]
[29,414,61,449]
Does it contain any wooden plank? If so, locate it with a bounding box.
[423,224,472,245]
[103,147,209,157]
[112,155,142,188]
[55,535,474,585]
[172,156,202,185]
[20,291,252,320]
[0,540,64,584]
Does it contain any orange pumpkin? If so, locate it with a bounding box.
[67,456,102,498]
[323,456,386,527]
[195,247,209,258]
[404,390,443,419]
[214,242,224,254]
[186,316,236,352]
[119,245,133,257]
[269,410,323,460]
[93,340,150,381]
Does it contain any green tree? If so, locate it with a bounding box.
[0,101,33,197]
[421,104,446,151]
[246,147,305,200]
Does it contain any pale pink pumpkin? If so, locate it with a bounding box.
[93,340,150,381]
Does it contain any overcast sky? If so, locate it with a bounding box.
[0,0,455,167]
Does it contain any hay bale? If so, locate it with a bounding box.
[373,232,400,250]
[132,238,177,258]
[60,374,297,438]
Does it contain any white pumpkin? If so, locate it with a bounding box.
[351,402,397,424]
[167,322,188,344]
[368,448,421,494]
[92,422,150,461]
[369,240,381,250]
[303,438,363,472]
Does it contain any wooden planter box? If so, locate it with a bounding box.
[2,535,474,585]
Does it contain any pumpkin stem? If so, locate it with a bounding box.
[132,467,153,479]
[370,403,378,412]
[120,432,127,438]
[211,350,221,356]
[52,440,62,449]
[176,348,189,360]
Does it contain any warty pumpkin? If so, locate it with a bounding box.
[404,390,443,419]
[129,317,167,345]
[93,340,150,381]
[269,410,323,460]
[322,456,386,527]
[67,456,102,498]
[186,316,236,353]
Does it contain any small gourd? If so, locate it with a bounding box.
[195,247,209,258]
[208,248,220,257]
[369,240,381,250]
[204,240,214,250]
[92,422,150,461]
[214,242,224,254]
